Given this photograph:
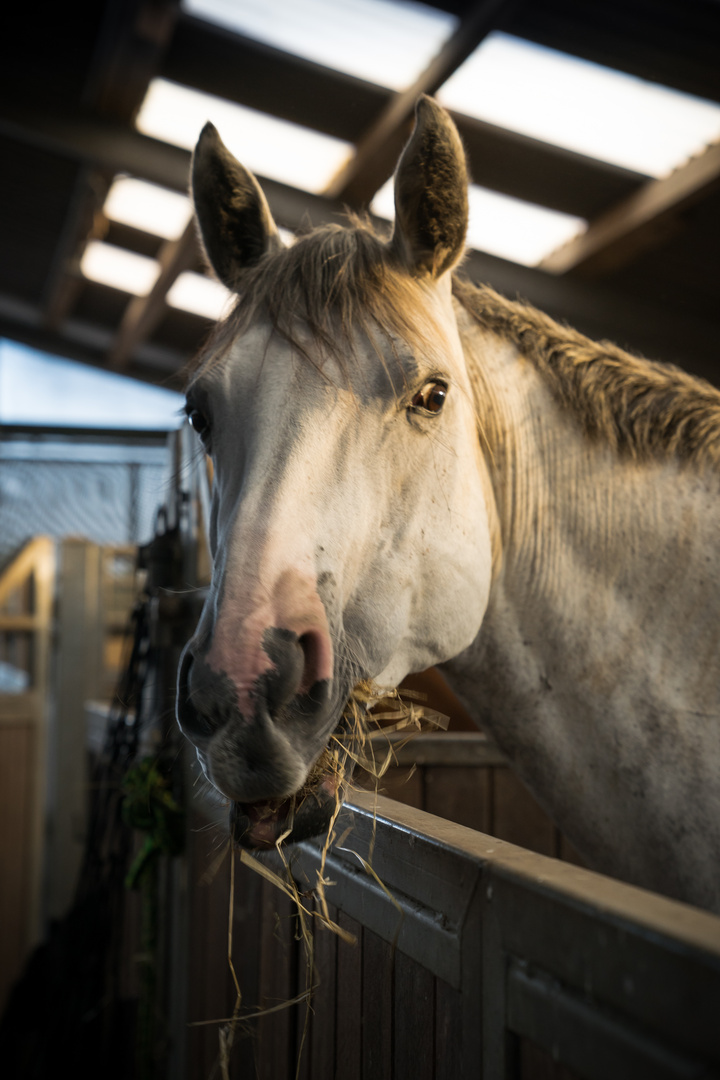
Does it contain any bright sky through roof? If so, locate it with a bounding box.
[166,272,234,320]
[81,241,160,295]
[104,176,192,239]
[137,79,353,194]
[439,33,720,178]
[0,340,183,429]
[371,180,586,268]
[181,0,457,90]
[81,238,234,317]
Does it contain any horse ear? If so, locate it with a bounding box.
[191,122,282,289]
[391,96,469,278]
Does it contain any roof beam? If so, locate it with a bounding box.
[0,292,187,386]
[324,0,517,205]
[41,166,110,331]
[0,102,191,192]
[107,218,199,371]
[0,91,645,222]
[540,141,720,276]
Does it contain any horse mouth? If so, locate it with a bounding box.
[226,680,441,850]
[230,746,350,849]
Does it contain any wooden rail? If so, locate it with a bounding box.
[184,789,720,1080]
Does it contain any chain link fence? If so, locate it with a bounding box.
[0,429,175,570]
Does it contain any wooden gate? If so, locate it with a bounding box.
[182,785,720,1080]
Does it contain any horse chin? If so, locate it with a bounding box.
[230,768,346,850]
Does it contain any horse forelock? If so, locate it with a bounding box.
[186,217,452,391]
[454,278,720,469]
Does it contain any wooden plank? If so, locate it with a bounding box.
[313,792,720,1072]
[230,855,264,1079]
[394,950,434,1080]
[0,536,54,605]
[309,901,338,1080]
[492,767,558,857]
[185,829,235,1079]
[483,866,720,1070]
[0,723,36,1013]
[541,142,720,277]
[518,1038,583,1080]
[374,763,424,808]
[45,540,103,922]
[257,884,299,1080]
[0,692,40,722]
[289,805,482,989]
[0,614,42,631]
[335,911,363,1080]
[507,961,704,1080]
[424,765,492,832]
[362,927,393,1080]
[184,789,720,1080]
[0,535,54,998]
[435,977,465,1080]
[378,731,508,768]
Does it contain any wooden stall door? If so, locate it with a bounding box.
[181,792,720,1080]
[0,538,54,1014]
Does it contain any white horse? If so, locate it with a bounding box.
[177,96,720,913]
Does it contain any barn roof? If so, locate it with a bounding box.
[0,0,718,393]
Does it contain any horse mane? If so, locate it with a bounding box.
[190,215,720,468]
[453,277,720,468]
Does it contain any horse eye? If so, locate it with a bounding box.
[411,380,448,415]
[187,408,210,439]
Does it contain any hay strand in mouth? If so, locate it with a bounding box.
[214,679,448,1078]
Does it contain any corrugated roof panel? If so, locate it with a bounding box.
[182,0,457,90]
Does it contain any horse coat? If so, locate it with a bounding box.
[177,96,720,913]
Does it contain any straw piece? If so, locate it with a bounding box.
[215,678,449,1076]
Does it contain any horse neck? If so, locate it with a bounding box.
[453,306,720,909]
[456,304,720,663]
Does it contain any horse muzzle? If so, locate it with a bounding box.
[176,630,335,806]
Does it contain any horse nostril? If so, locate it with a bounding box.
[262,628,305,712]
[298,631,324,694]
[177,649,233,740]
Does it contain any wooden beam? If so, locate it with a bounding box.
[0,102,191,192]
[38,1,181,344]
[41,166,112,331]
[541,142,720,277]
[0,292,187,384]
[324,0,517,205]
[107,218,199,371]
[0,92,646,222]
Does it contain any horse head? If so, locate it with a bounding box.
[177,97,495,847]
